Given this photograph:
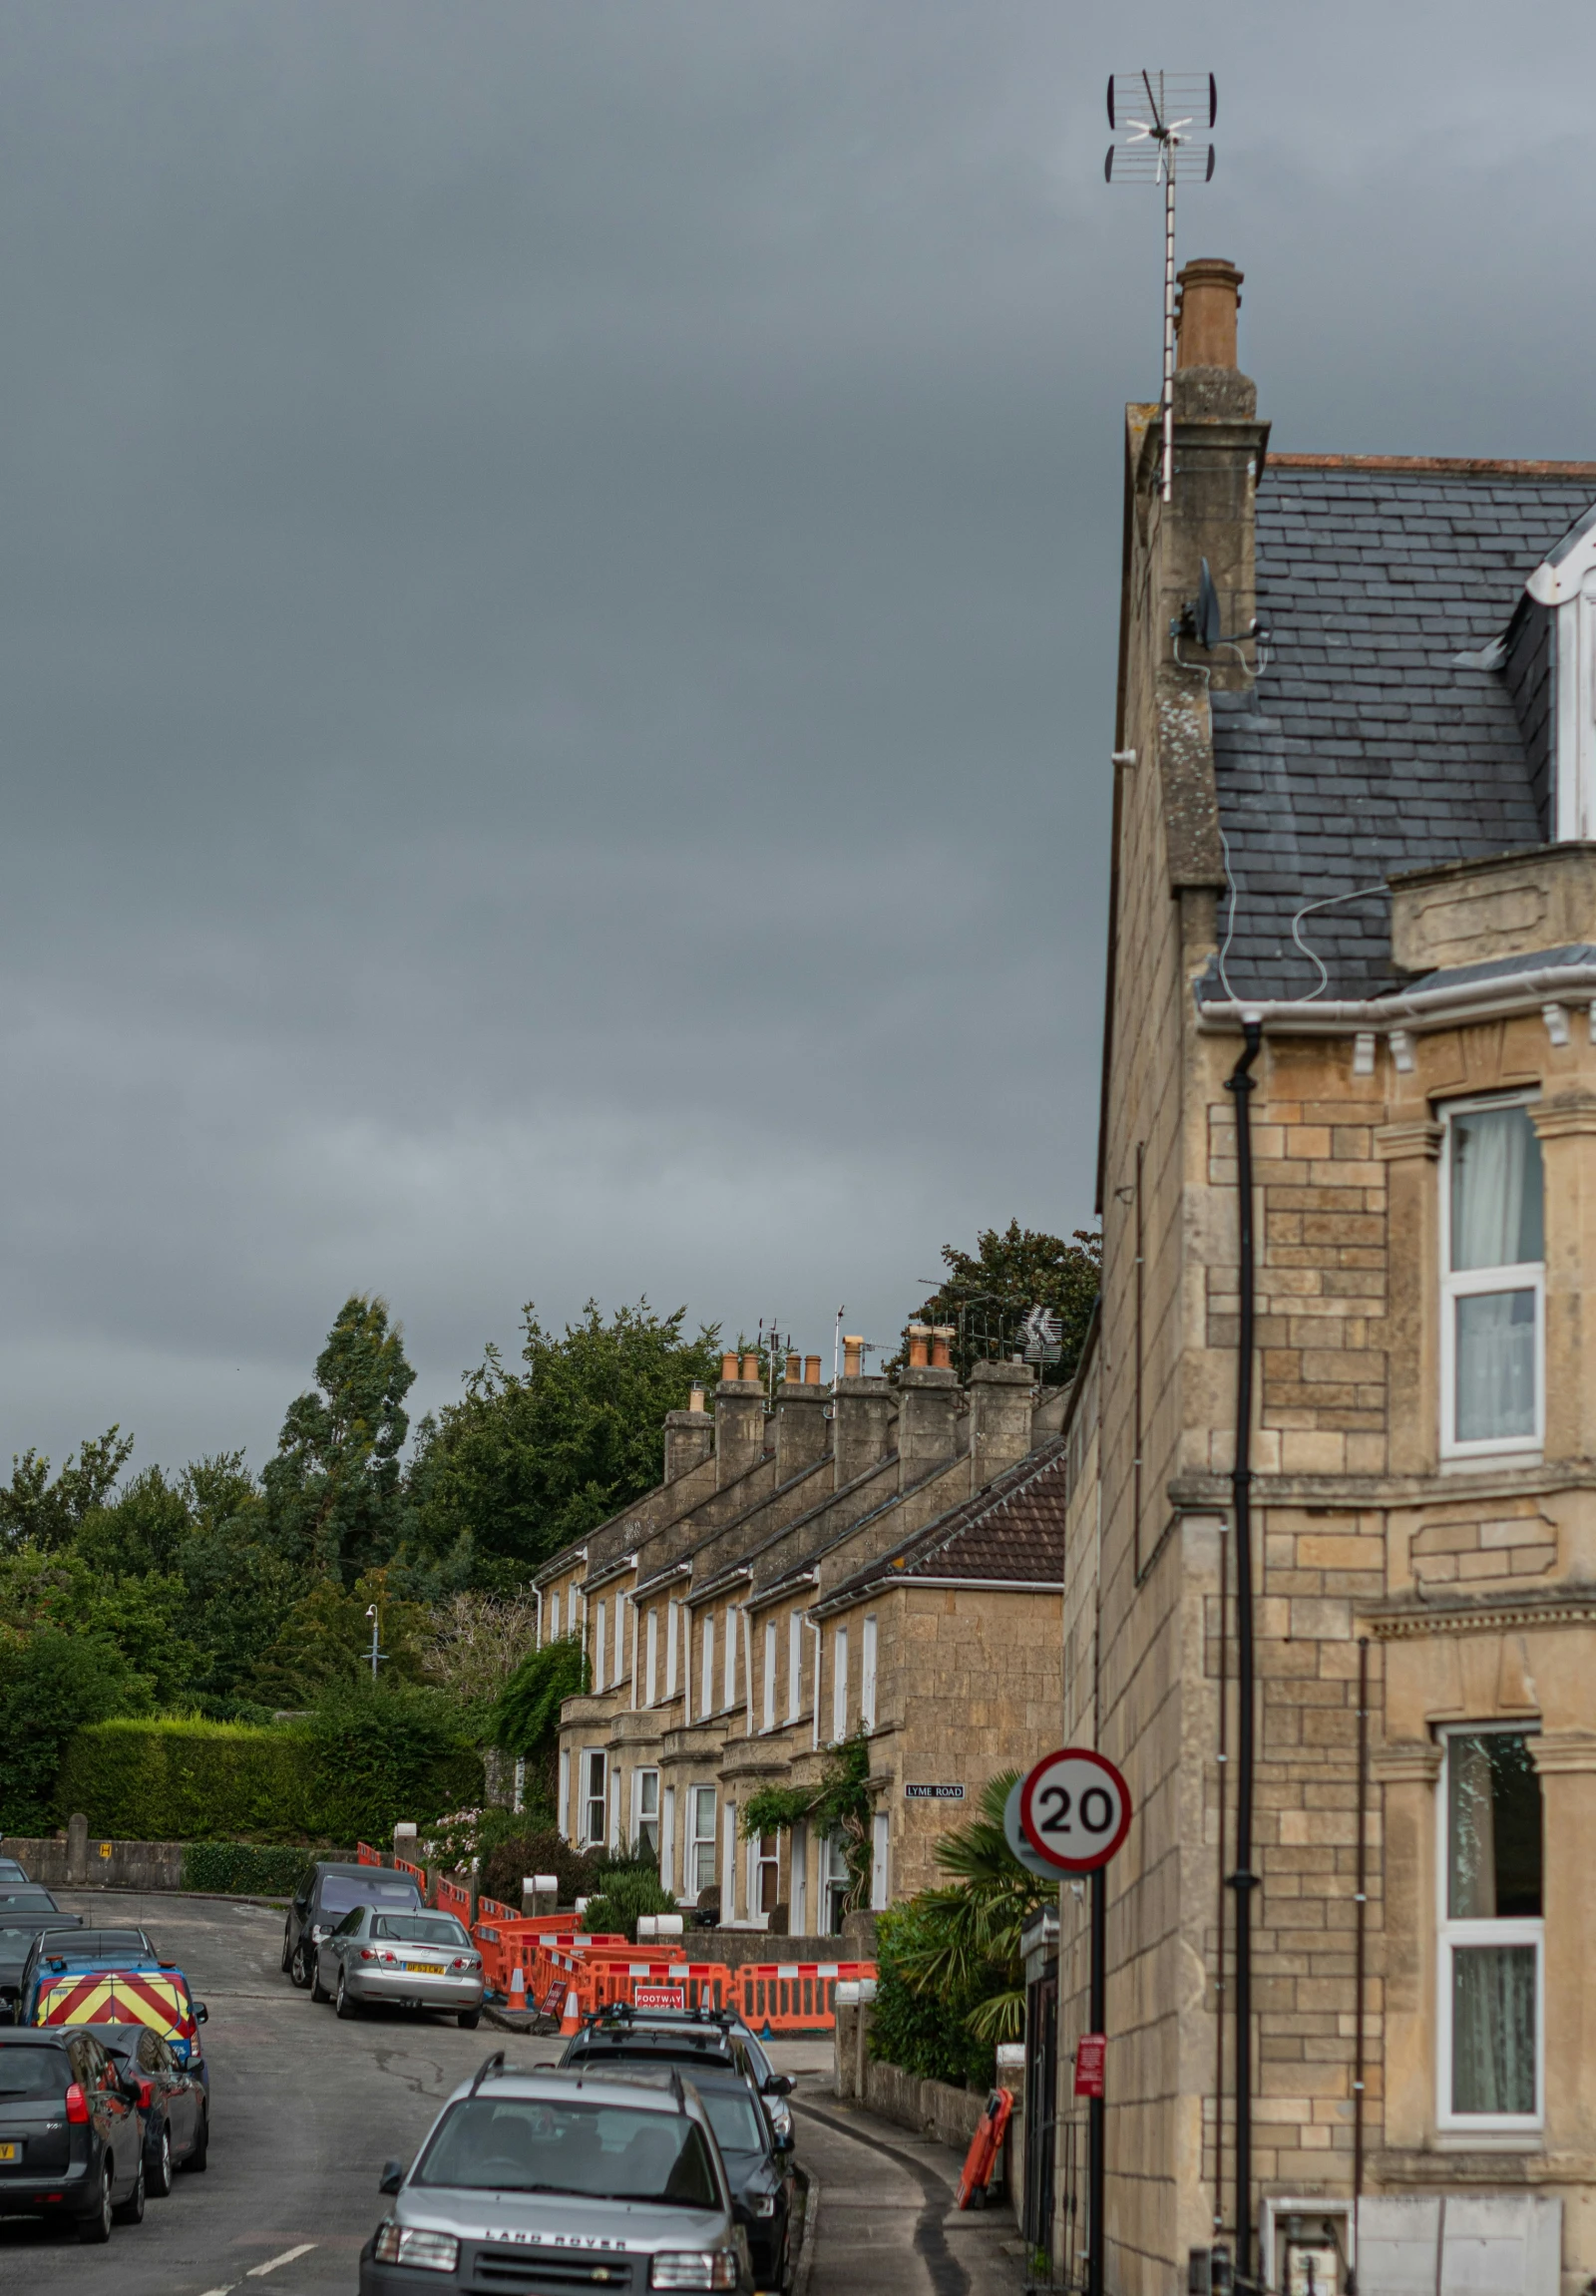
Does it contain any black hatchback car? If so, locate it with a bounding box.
[0,2027,147,2241]
[281,1861,424,1989]
[80,2022,207,2194]
[0,1892,80,2020]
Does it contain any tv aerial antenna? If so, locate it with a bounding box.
[1105,72,1217,504]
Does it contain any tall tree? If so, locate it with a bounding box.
[262,1295,416,1583]
[409,1300,721,1582]
[914,1219,1101,1384]
[0,1429,136,1552]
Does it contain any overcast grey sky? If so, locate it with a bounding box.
[0,1,1590,1476]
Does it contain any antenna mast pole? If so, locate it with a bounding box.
[1161,145,1177,502]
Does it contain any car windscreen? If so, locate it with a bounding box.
[416,2098,720,2206]
[317,1877,421,1918]
[0,2046,69,2098]
[0,1918,72,1940]
[43,1931,147,1956]
[697,2090,766,2158]
[369,1914,470,1946]
[0,1893,57,1913]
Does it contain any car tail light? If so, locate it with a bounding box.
[137,2080,154,2110]
[64,2084,90,2125]
[359,1948,377,1962]
[450,1957,480,1971]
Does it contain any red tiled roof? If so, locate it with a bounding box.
[827,1439,1066,1601]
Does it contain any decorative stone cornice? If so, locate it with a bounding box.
[1370,1739,1443,1785]
[1361,1589,1596,1641]
[1532,1092,1596,1141]
[1375,1119,1443,1163]
[1530,1729,1596,1775]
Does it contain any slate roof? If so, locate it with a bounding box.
[1204,459,1596,1001]
[819,1438,1066,1610]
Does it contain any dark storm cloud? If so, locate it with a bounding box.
[0,0,1589,1469]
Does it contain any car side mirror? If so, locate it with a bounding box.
[379,2159,405,2195]
[763,2075,795,2096]
[194,2003,208,2024]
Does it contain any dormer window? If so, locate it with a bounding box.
[1524,503,1596,838]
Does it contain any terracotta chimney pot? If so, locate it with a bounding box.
[804,1354,822,1385]
[740,1352,760,1383]
[930,1326,955,1370]
[720,1351,739,1383]
[843,1336,864,1378]
[688,1384,705,1413]
[1175,257,1243,371]
[907,1324,931,1369]
[785,1352,801,1385]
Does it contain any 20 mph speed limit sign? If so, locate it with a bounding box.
[1018,1747,1132,1873]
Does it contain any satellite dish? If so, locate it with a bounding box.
[1196,559,1222,649]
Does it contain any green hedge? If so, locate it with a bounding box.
[180,1841,311,1895]
[58,1706,483,1847]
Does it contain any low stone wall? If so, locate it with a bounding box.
[833,2000,1020,2218]
[3,1827,185,1893]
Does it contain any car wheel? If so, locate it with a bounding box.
[310,1954,331,2005]
[289,1938,312,1989]
[335,1968,359,2021]
[457,2009,481,2030]
[77,2159,114,2244]
[184,2107,208,2173]
[280,1926,292,1974]
[113,2154,146,2226]
[147,2123,173,2198]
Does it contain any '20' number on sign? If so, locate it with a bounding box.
[1017,1748,1132,1872]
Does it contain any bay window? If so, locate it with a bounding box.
[1440,1097,1544,1455]
[1438,1725,1543,2128]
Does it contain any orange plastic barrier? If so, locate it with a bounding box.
[394,1855,427,1891]
[356,1841,381,1866]
[435,1876,471,1918]
[734,1963,875,2035]
[956,2088,1013,2208]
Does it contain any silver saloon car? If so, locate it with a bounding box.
[360,2059,751,2295]
[313,1906,485,2028]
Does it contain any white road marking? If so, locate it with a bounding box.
[247,2247,318,2277]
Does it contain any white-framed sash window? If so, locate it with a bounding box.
[582,1749,606,1848]
[665,1602,679,1700]
[689,1785,717,1897]
[644,1608,658,1706]
[721,1800,737,1914]
[787,1610,803,1722]
[700,1617,714,1721]
[762,1619,777,1731]
[548,1592,561,1643]
[1440,1096,1544,1457]
[722,1608,738,1711]
[832,1625,849,1743]
[558,1747,571,1839]
[594,1601,607,1694]
[633,1767,659,1860]
[861,1615,878,1728]
[1437,1724,1543,2130]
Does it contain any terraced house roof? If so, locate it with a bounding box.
[817,1438,1066,1611]
[1203,457,1596,1002]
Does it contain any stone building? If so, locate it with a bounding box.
[1057,251,1596,2295]
[539,1336,1067,1931]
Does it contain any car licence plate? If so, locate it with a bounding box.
[0,2144,17,2162]
[402,1962,439,1974]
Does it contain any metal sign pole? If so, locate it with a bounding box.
[1088,1865,1107,2296]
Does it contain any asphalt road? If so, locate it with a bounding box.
[0,1890,1023,2296]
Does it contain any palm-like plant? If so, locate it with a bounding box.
[889,1769,1054,2043]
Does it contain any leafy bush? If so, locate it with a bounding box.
[492,1637,589,1756]
[869,1900,1004,2090]
[479,1826,603,1910]
[583,1864,677,1943]
[180,1841,313,1895]
[0,1627,146,1834]
[56,1685,482,1846]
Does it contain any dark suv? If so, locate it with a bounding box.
[0,2027,147,2240]
[282,1861,424,1990]
[562,2006,797,2144]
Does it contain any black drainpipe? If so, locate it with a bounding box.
[1224,1017,1262,2284]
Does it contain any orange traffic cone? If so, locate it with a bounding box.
[560,1988,581,2036]
[509,1967,526,2010]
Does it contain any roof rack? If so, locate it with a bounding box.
[469,2051,507,2095]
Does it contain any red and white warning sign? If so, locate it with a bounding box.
[633,1985,686,2012]
[1017,1746,1132,1874]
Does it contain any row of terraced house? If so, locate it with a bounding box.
[534,1334,1069,1935]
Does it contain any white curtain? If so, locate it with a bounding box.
[1455,1292,1536,1441]
[1452,1944,1536,2114]
[1452,1106,1541,1270]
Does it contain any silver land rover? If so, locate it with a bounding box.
[359,2055,752,2295]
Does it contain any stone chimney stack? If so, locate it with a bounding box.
[833,1339,895,1487]
[775,1352,829,1480]
[897,1354,961,1488]
[1151,254,1267,702]
[967,1359,1033,1487]
[663,1382,715,1483]
[714,1362,766,1489]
